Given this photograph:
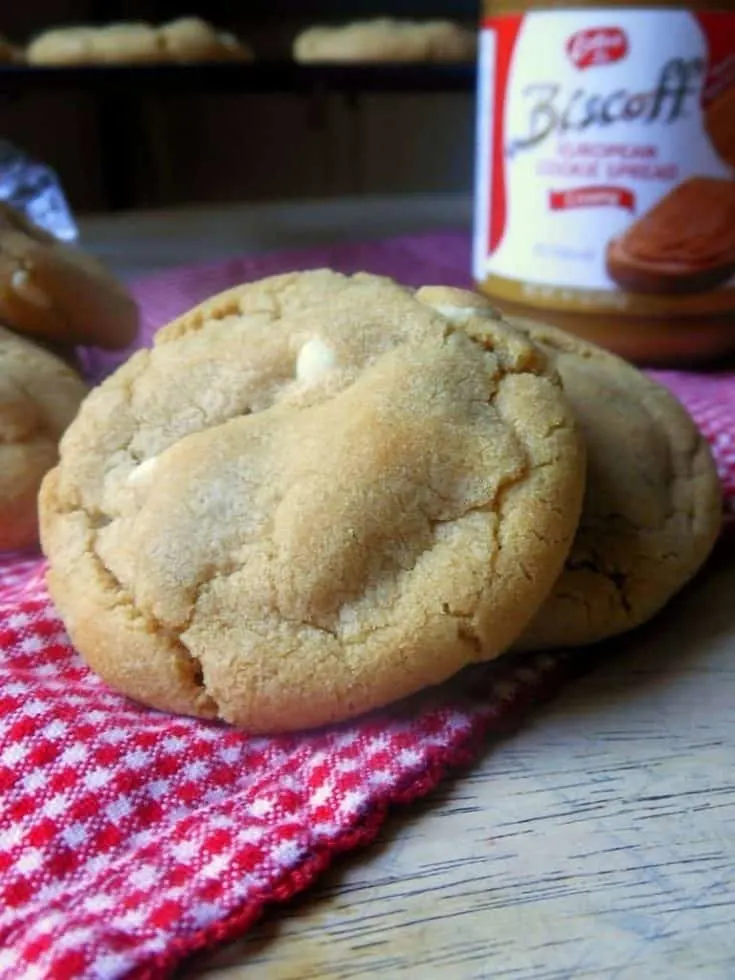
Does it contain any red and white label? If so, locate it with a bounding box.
[473,7,735,310]
[549,186,636,213]
[566,27,628,70]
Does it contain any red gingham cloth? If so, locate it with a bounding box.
[2,232,735,980]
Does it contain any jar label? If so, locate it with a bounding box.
[473,8,735,316]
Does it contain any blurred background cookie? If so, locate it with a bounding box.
[158,17,253,63]
[0,325,86,551]
[293,18,477,63]
[26,18,252,66]
[0,202,138,350]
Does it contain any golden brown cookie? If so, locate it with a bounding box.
[40,270,585,732]
[416,287,722,647]
[705,85,735,170]
[293,18,477,63]
[0,203,138,350]
[0,326,87,551]
[90,23,162,64]
[26,26,97,67]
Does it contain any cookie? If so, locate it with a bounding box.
[0,326,87,551]
[293,18,477,64]
[27,24,160,66]
[40,270,585,732]
[514,319,721,648]
[0,202,138,350]
[158,18,252,62]
[27,19,250,66]
[89,23,162,65]
[26,26,95,67]
[416,288,722,647]
[606,178,735,295]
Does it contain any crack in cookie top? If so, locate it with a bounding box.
[40,271,585,732]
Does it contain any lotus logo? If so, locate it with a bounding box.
[566,27,629,70]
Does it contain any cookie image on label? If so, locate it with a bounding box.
[39,271,586,733]
[27,18,250,66]
[606,177,735,295]
[156,18,252,62]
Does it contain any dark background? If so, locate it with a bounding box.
[1,1,479,212]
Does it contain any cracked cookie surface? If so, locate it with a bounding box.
[0,326,87,550]
[416,288,721,648]
[40,271,585,732]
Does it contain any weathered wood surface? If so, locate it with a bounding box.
[184,548,735,980]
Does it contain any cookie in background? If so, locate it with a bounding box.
[26,17,252,67]
[293,18,477,63]
[158,17,252,63]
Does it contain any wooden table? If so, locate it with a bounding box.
[80,198,735,980]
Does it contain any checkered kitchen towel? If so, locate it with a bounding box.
[2,232,735,980]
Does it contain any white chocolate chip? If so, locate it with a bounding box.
[127,456,158,487]
[296,336,337,385]
[11,268,52,309]
[432,304,496,323]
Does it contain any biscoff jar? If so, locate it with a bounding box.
[473,0,735,364]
